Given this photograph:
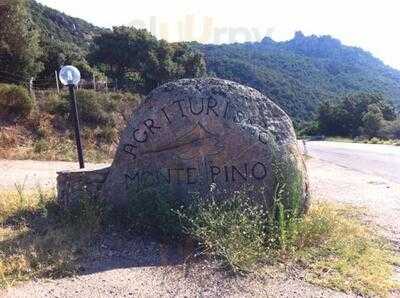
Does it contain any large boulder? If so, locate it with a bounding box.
[100,78,310,212]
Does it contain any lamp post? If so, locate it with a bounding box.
[59,65,85,169]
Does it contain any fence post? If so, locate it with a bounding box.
[92,73,96,90]
[55,70,60,94]
[302,139,308,156]
[29,77,35,98]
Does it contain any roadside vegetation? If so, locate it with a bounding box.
[0,83,141,162]
[0,187,104,288]
[0,186,398,296]
[299,92,400,144]
[324,136,400,146]
[182,197,398,296]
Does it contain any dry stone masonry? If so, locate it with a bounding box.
[58,78,310,212]
[57,167,109,208]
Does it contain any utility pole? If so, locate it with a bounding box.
[55,70,60,93]
[105,76,108,93]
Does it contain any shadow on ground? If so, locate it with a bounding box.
[78,233,197,275]
[0,203,199,281]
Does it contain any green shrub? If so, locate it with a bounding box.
[179,193,266,272]
[297,120,320,137]
[38,90,62,113]
[109,91,140,103]
[33,139,49,153]
[368,137,380,144]
[379,119,400,139]
[57,90,116,126]
[45,90,139,128]
[0,83,35,117]
[63,195,107,234]
[176,183,303,272]
[79,90,117,126]
[95,126,118,144]
[125,183,184,239]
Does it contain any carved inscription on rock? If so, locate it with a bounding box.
[100,78,309,208]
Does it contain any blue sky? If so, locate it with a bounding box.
[37,0,400,70]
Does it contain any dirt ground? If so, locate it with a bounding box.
[0,159,109,190]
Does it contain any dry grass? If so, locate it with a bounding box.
[0,188,103,288]
[0,89,141,163]
[0,119,114,163]
[293,202,399,296]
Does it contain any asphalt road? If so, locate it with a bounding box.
[305,141,400,184]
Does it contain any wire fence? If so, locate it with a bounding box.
[0,70,119,95]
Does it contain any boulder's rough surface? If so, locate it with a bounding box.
[100,78,309,211]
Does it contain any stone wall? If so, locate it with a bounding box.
[57,167,110,208]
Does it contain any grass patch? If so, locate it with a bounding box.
[0,188,104,288]
[295,202,399,296]
[324,136,355,143]
[0,133,113,163]
[325,136,400,146]
[179,195,399,296]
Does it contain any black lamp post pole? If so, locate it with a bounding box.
[68,84,85,169]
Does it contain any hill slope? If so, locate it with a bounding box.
[27,1,400,120]
[194,32,400,120]
[29,0,105,51]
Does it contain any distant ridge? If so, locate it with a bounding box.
[194,32,400,119]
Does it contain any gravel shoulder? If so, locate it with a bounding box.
[308,157,400,242]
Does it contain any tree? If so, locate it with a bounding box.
[362,105,383,137]
[317,101,345,135]
[317,92,397,137]
[89,27,206,93]
[37,40,94,86]
[379,119,400,139]
[0,0,42,83]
